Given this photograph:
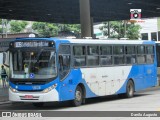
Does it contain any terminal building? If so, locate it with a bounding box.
[139,18,160,41]
[94,18,160,41]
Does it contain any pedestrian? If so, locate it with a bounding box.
[0,65,7,88]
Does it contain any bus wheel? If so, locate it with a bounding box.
[125,80,134,98]
[32,102,44,107]
[72,86,83,107]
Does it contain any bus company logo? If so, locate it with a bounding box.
[130,9,141,20]
[2,112,11,117]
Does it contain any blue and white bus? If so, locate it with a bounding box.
[8,38,157,107]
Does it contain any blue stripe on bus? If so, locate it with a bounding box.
[116,64,157,94]
[9,78,59,91]
[9,68,97,101]
[58,68,97,101]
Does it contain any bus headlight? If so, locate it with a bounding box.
[10,87,18,93]
[42,84,57,93]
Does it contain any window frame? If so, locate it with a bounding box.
[73,45,87,67]
[125,45,137,65]
[71,43,155,68]
[58,44,71,81]
[113,45,125,65]
[86,45,100,66]
[99,45,113,66]
[145,45,155,64]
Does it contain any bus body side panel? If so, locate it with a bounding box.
[117,64,157,94]
[59,68,97,101]
[80,66,132,96]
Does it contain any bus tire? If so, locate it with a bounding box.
[72,86,83,107]
[125,80,134,98]
[32,102,44,107]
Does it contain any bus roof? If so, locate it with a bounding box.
[66,39,155,45]
[14,38,155,45]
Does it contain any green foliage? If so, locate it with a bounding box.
[0,19,9,34]
[59,24,81,34]
[0,28,2,33]
[99,22,109,36]
[100,21,141,40]
[32,22,81,37]
[10,21,28,33]
[0,27,6,33]
[32,22,59,37]
[126,23,141,39]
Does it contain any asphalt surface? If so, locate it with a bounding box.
[0,87,9,104]
[0,87,160,120]
[0,86,159,110]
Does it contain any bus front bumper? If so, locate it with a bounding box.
[9,88,59,102]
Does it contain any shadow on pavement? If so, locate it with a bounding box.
[0,92,151,110]
[0,87,9,103]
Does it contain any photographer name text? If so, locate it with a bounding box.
[131,112,158,117]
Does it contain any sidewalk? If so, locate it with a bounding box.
[0,80,9,104]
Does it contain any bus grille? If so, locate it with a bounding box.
[11,81,46,85]
[10,78,55,85]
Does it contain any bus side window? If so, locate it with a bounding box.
[59,45,71,80]
[73,46,86,67]
[146,46,154,64]
[125,46,136,64]
[137,45,146,64]
[60,55,70,70]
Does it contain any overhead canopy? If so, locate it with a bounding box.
[0,0,160,24]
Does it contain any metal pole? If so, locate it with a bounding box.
[157,18,159,41]
[119,21,121,39]
[2,19,4,38]
[108,21,110,37]
[124,20,126,38]
[90,17,94,38]
[79,0,92,38]
[5,20,7,38]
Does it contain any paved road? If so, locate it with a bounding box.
[0,87,160,120]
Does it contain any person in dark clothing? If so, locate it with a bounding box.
[1,65,7,88]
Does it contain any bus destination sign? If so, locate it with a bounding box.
[15,41,49,48]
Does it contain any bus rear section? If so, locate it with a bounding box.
[156,42,160,85]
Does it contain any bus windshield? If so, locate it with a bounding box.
[10,49,57,79]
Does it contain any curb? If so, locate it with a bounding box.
[0,101,11,105]
[136,86,160,93]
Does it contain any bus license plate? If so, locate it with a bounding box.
[24,95,33,99]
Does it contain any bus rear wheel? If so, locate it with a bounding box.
[125,80,134,98]
[118,80,134,98]
[72,86,83,107]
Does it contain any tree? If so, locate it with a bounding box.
[59,24,81,34]
[99,22,109,36]
[57,24,81,37]
[99,21,141,40]
[0,28,2,33]
[126,23,142,39]
[32,22,59,37]
[10,21,28,33]
[0,19,10,34]
[32,22,81,37]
